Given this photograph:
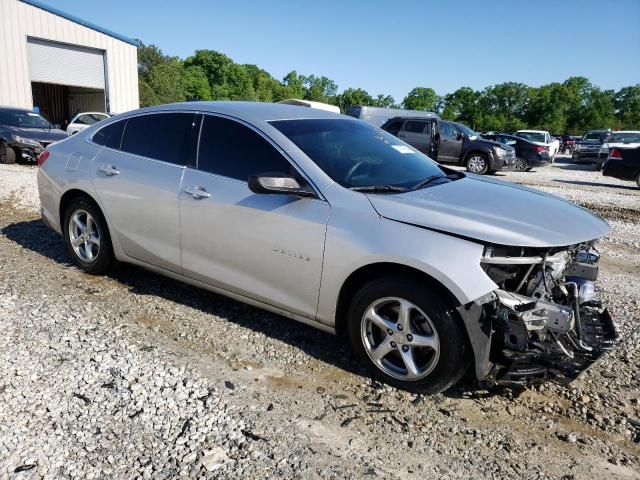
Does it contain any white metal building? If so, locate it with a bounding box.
[0,0,139,125]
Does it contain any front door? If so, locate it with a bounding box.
[179,114,330,319]
[437,122,463,163]
[90,112,198,272]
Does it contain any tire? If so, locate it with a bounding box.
[465,153,489,175]
[636,173,640,189]
[595,163,602,172]
[525,167,533,172]
[346,277,470,394]
[514,157,528,171]
[63,197,114,274]
[0,141,16,164]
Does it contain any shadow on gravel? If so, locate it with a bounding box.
[2,218,504,398]
[554,162,597,172]
[553,179,638,191]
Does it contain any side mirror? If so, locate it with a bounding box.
[248,173,315,198]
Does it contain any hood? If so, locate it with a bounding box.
[367,175,611,247]
[5,125,67,142]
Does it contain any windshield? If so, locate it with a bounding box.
[605,132,640,144]
[270,119,446,189]
[517,131,546,143]
[0,110,51,129]
[453,122,477,137]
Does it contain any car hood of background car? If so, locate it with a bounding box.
[4,125,67,142]
[367,175,611,247]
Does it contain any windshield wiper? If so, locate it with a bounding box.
[349,185,409,193]
[412,172,462,190]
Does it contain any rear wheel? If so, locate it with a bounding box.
[0,142,16,164]
[63,197,114,274]
[465,153,489,175]
[347,277,470,394]
[514,157,528,171]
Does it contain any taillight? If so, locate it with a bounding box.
[609,149,622,159]
[533,146,545,153]
[37,150,50,166]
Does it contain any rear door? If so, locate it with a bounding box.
[179,114,330,318]
[91,112,198,273]
[398,120,430,154]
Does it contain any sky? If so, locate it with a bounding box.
[46,0,640,102]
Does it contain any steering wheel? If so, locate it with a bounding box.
[344,161,367,184]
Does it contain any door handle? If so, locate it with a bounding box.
[184,186,211,199]
[98,165,120,176]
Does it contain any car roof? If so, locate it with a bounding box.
[609,130,640,134]
[132,101,346,124]
[0,106,38,113]
[517,130,546,133]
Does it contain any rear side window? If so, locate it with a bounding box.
[197,115,293,180]
[76,113,107,125]
[404,121,426,134]
[384,119,404,133]
[92,120,125,149]
[120,113,197,165]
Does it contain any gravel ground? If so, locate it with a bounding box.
[1,157,639,479]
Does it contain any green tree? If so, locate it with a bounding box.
[183,65,212,101]
[147,59,186,104]
[137,43,169,80]
[402,87,440,111]
[372,94,397,108]
[440,87,481,126]
[282,71,306,99]
[339,87,374,111]
[615,84,640,129]
[304,75,338,103]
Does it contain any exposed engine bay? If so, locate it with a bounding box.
[478,242,617,385]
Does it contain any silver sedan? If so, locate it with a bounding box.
[37,102,616,393]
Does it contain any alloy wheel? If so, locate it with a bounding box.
[68,209,101,263]
[467,155,486,174]
[361,297,440,381]
[515,157,527,171]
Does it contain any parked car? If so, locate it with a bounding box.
[572,129,611,164]
[0,107,67,164]
[595,131,640,170]
[37,101,616,394]
[381,119,516,174]
[483,133,551,171]
[346,105,439,127]
[514,130,560,161]
[67,112,110,136]
[602,146,640,188]
[380,116,439,158]
[435,121,516,174]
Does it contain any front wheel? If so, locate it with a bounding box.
[465,154,489,175]
[347,278,470,394]
[63,197,114,274]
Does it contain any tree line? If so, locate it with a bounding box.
[138,43,640,135]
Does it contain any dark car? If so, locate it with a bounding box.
[381,118,516,175]
[602,147,640,188]
[572,129,611,164]
[0,107,68,164]
[483,133,551,171]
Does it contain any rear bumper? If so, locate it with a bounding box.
[572,151,599,163]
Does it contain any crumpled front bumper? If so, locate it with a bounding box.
[493,303,617,386]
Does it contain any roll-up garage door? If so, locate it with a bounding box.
[27,38,105,89]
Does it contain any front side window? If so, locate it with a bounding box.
[120,113,197,165]
[198,115,293,180]
[92,120,126,149]
[439,122,456,138]
[271,119,446,189]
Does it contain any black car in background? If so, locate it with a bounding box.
[381,118,516,174]
[0,107,67,164]
[602,147,640,189]
[483,133,551,171]
[572,129,611,164]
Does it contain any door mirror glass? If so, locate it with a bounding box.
[248,173,315,197]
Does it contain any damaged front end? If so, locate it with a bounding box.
[474,242,617,386]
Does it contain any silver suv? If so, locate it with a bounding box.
[37,102,616,394]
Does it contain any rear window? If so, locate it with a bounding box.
[92,120,125,149]
[404,121,427,134]
[120,113,197,165]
